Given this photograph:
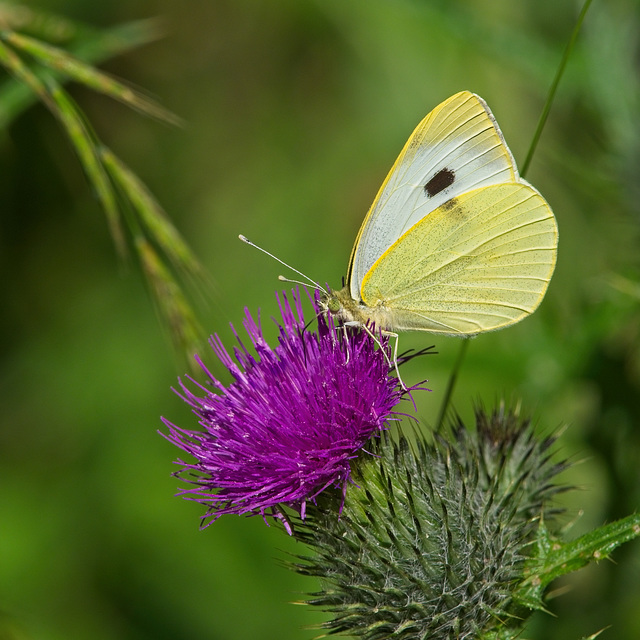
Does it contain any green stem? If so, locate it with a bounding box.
[438,0,594,428]
[435,338,469,430]
[520,0,594,178]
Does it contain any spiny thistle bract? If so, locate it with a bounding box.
[293,406,568,640]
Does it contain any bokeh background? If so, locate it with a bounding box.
[1,0,639,638]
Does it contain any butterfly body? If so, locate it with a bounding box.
[321,91,558,337]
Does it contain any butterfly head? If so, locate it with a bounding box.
[319,286,378,330]
[320,286,407,387]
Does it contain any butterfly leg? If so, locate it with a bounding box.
[356,323,406,391]
[381,329,406,391]
[341,323,352,365]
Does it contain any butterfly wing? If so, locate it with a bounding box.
[348,91,519,301]
[359,183,558,334]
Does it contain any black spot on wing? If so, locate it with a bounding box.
[424,168,455,197]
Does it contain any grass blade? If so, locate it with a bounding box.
[0,18,165,128]
[1,30,181,125]
[46,79,127,257]
[135,235,205,371]
[521,0,594,177]
[0,37,55,110]
[100,146,208,286]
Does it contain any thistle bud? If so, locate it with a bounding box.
[294,406,567,639]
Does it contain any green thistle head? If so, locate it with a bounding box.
[293,405,568,639]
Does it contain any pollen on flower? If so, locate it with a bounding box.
[161,289,412,533]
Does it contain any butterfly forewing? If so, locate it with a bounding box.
[359,183,558,335]
[349,91,519,301]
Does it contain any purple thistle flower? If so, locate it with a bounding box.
[162,289,413,533]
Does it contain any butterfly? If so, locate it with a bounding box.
[321,91,558,340]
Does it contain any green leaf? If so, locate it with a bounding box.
[517,514,640,608]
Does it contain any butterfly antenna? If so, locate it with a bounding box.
[278,275,325,292]
[239,234,327,294]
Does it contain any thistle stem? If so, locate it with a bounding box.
[436,338,469,430]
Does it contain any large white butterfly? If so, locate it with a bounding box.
[322,91,558,337]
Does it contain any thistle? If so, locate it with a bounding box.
[163,292,640,639]
[293,406,568,639]
[162,289,417,532]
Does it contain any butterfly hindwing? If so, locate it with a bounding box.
[359,183,558,335]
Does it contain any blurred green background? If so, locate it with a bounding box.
[1,0,639,638]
